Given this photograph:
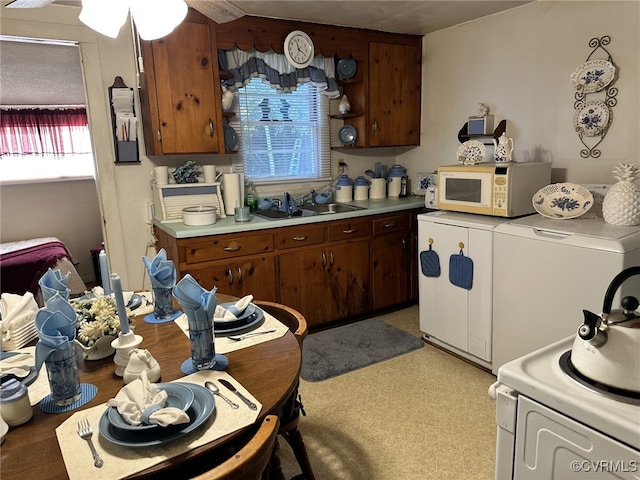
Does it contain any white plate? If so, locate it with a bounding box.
[338,125,357,146]
[532,183,594,219]
[570,59,616,93]
[457,140,486,165]
[573,101,610,137]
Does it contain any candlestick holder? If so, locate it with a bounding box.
[111,331,143,376]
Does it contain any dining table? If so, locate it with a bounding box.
[0,294,302,479]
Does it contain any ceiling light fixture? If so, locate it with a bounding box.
[79,0,188,41]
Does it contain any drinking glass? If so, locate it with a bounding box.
[152,286,174,319]
[45,342,81,406]
[187,313,216,370]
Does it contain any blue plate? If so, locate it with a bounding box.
[0,351,38,387]
[337,58,357,80]
[99,383,215,447]
[214,303,265,334]
[223,125,238,151]
[106,382,195,431]
[338,125,357,146]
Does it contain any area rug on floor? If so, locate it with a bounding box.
[300,318,424,382]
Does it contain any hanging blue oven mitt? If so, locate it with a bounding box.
[449,248,474,290]
[420,240,441,277]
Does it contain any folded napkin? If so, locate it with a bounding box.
[142,248,177,289]
[172,274,218,321]
[0,292,38,339]
[106,370,189,427]
[38,268,71,305]
[213,294,253,321]
[34,294,77,371]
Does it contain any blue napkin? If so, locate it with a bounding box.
[34,293,77,371]
[142,249,177,289]
[172,274,218,322]
[38,268,70,305]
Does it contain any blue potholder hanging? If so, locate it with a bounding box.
[420,242,440,277]
[449,249,473,290]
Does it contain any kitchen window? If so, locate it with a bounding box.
[230,77,330,184]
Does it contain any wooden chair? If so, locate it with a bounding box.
[255,301,315,480]
[192,415,280,480]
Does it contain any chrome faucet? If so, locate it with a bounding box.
[300,189,317,205]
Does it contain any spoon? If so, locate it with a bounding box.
[204,381,239,409]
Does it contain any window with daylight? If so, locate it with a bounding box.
[230,78,331,184]
[0,108,94,183]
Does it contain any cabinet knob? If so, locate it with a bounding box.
[209,119,214,137]
[293,236,308,241]
[372,119,379,135]
[226,268,233,285]
[223,245,242,252]
[342,229,357,234]
[329,251,334,266]
[321,252,327,268]
[383,222,396,229]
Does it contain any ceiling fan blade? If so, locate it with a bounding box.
[4,0,56,7]
[185,0,246,24]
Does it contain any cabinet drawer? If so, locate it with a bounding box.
[327,217,370,242]
[276,225,325,250]
[372,213,409,236]
[184,234,273,264]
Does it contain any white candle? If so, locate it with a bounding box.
[99,250,111,295]
[110,273,130,335]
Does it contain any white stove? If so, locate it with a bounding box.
[492,336,640,479]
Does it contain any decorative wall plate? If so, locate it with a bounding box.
[223,125,238,150]
[532,182,594,219]
[570,59,616,93]
[337,58,357,80]
[573,101,610,137]
[456,140,486,165]
[338,125,357,146]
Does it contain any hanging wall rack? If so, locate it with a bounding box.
[109,76,139,163]
[571,35,618,159]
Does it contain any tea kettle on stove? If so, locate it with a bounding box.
[571,266,640,393]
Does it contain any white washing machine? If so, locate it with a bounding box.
[492,214,640,374]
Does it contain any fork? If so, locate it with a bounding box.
[228,329,277,341]
[77,419,103,468]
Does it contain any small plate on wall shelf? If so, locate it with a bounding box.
[338,125,357,146]
[337,58,357,80]
[456,140,486,165]
[573,101,610,137]
[223,125,238,150]
[570,59,616,93]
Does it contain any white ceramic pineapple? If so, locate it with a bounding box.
[602,163,640,226]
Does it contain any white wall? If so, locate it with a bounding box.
[400,0,640,187]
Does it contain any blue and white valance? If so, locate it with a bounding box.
[222,48,340,98]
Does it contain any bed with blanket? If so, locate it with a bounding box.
[0,237,86,305]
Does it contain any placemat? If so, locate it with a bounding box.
[40,383,97,413]
[174,308,289,354]
[56,370,261,480]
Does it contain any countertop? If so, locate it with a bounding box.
[154,196,426,238]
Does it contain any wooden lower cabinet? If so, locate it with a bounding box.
[184,254,276,301]
[278,239,370,327]
[154,207,421,329]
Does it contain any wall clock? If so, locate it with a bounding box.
[283,30,314,69]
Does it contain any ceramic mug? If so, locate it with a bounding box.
[152,166,169,185]
[202,165,218,183]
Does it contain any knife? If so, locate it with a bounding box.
[218,379,258,410]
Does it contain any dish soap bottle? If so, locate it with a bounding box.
[245,182,257,212]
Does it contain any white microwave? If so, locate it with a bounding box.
[437,162,551,217]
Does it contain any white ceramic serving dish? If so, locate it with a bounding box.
[532,182,594,219]
[182,205,217,226]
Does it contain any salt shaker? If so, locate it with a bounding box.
[0,379,33,427]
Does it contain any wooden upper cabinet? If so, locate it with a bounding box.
[368,41,422,147]
[139,16,224,155]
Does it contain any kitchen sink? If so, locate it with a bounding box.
[252,203,366,221]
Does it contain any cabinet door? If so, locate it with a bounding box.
[368,42,421,147]
[145,20,222,154]
[278,246,328,327]
[186,255,276,301]
[418,222,469,351]
[371,232,410,309]
[326,239,370,320]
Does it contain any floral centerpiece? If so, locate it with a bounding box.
[71,293,135,359]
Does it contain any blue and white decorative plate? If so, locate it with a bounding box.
[457,140,486,165]
[337,58,357,80]
[573,101,610,137]
[338,125,357,146]
[532,183,594,219]
[570,59,616,93]
[223,125,238,151]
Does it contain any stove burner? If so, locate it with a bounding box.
[559,351,640,406]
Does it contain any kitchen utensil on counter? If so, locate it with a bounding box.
[182,206,217,226]
[204,381,239,409]
[218,379,258,410]
[369,178,386,199]
[571,266,640,393]
[335,175,353,203]
[353,176,369,201]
